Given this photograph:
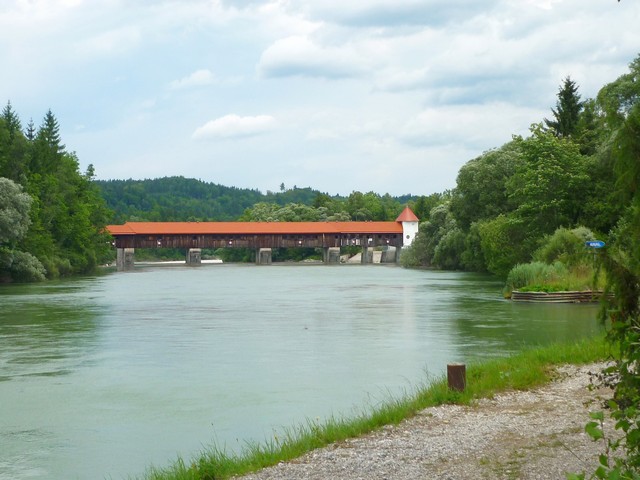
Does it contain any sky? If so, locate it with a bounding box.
[1,0,639,197]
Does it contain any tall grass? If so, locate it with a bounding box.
[138,335,611,480]
[503,261,606,297]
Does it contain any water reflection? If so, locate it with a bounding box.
[0,283,100,381]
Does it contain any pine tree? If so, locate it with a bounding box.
[25,118,36,141]
[544,77,583,138]
[1,101,22,140]
[33,109,65,173]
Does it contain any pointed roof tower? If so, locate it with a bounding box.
[395,206,419,223]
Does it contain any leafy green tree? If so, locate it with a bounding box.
[0,177,45,282]
[450,142,521,229]
[544,76,583,138]
[477,215,530,277]
[410,193,444,222]
[401,202,459,268]
[0,176,31,244]
[532,226,595,267]
[508,125,590,240]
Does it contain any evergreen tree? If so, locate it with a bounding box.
[544,76,583,138]
[0,103,28,183]
[32,109,65,173]
[25,118,36,142]
[1,101,22,139]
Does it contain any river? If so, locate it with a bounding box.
[0,264,601,479]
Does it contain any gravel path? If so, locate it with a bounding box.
[239,363,616,480]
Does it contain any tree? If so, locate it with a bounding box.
[450,142,521,230]
[32,109,65,173]
[0,177,45,282]
[0,177,31,244]
[1,101,22,139]
[544,76,583,138]
[401,202,459,268]
[507,125,590,240]
[477,215,529,277]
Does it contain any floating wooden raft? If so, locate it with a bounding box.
[511,290,605,303]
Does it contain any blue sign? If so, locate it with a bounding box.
[585,240,606,248]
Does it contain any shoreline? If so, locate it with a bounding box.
[141,336,612,480]
[238,362,615,479]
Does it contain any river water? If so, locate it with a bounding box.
[0,264,601,479]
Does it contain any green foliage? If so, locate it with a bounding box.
[572,54,640,480]
[0,176,32,244]
[477,215,530,277]
[450,142,521,230]
[503,261,568,295]
[544,76,583,138]
[533,226,595,267]
[0,249,46,282]
[0,103,113,281]
[508,125,590,238]
[401,202,459,268]
[97,176,266,222]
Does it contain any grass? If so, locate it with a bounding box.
[139,335,612,480]
[503,262,606,298]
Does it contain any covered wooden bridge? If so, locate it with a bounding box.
[106,207,419,269]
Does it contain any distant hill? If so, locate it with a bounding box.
[96,177,336,222]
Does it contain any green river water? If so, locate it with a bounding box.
[0,264,601,479]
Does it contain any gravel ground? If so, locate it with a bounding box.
[238,363,617,480]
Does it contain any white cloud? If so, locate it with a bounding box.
[192,114,277,139]
[258,35,369,78]
[169,69,216,90]
[401,102,542,150]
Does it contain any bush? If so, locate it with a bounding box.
[6,250,46,282]
[533,226,595,267]
[503,261,568,296]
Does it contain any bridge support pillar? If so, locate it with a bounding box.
[186,248,202,266]
[116,248,135,271]
[380,246,398,263]
[360,236,373,264]
[324,247,341,264]
[256,248,272,265]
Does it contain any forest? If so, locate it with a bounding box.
[0,106,112,282]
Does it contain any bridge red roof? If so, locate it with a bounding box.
[106,221,403,236]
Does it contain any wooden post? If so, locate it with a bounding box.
[447,363,466,392]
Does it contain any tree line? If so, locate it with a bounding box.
[96,177,419,223]
[401,61,634,278]
[0,104,112,282]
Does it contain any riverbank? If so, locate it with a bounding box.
[141,336,614,480]
[238,362,614,479]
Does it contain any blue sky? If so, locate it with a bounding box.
[2,0,639,196]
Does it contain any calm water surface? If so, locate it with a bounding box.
[0,264,601,479]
